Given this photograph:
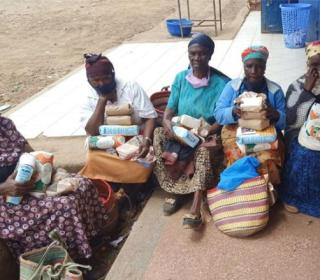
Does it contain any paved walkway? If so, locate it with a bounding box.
[7,12,305,139]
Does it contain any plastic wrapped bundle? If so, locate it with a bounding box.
[236,126,277,145]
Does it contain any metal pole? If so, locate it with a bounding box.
[212,0,218,36]
[177,0,184,37]
[187,0,191,20]
[219,0,222,31]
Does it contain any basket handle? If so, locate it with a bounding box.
[161,86,170,92]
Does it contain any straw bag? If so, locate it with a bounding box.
[19,231,91,280]
[207,176,269,237]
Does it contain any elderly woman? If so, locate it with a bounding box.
[214,45,286,187]
[79,54,157,184]
[0,116,112,261]
[153,33,230,228]
[280,41,320,216]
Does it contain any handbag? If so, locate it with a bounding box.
[207,176,269,237]
[19,231,91,280]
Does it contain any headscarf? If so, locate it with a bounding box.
[84,53,114,78]
[241,45,269,63]
[306,41,320,60]
[188,33,215,58]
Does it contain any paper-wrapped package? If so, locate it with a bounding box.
[105,103,133,116]
[116,135,143,160]
[29,151,54,198]
[237,140,278,154]
[86,135,125,150]
[105,115,133,125]
[241,110,267,120]
[239,118,270,130]
[235,91,267,112]
[236,126,277,145]
[173,126,200,148]
[99,125,139,136]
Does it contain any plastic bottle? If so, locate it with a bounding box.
[6,153,36,205]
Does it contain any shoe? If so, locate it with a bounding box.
[182,213,203,229]
[163,197,181,216]
[284,203,299,214]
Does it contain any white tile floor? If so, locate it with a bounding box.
[8,12,306,139]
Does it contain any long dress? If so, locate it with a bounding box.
[154,68,230,194]
[0,117,111,259]
[280,75,320,217]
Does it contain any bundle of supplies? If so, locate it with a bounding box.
[235,91,270,131]
[104,103,135,126]
[171,114,202,148]
[85,135,125,150]
[99,125,139,136]
[116,135,142,159]
[6,151,54,204]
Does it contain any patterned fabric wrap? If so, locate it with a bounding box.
[241,45,269,63]
[306,41,320,59]
[207,176,269,237]
[0,116,27,167]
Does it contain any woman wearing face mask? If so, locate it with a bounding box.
[280,41,320,216]
[214,45,286,187]
[79,54,157,184]
[153,33,230,228]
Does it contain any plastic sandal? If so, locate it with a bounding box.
[182,213,203,229]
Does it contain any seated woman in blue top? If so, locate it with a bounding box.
[153,33,230,228]
[214,46,286,187]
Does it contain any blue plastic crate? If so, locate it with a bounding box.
[299,0,320,41]
[166,19,193,37]
[280,3,312,48]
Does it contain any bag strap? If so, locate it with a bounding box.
[46,262,91,278]
[28,240,59,280]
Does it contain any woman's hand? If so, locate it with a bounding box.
[163,119,175,139]
[0,173,35,196]
[304,67,319,92]
[264,106,279,124]
[137,138,151,159]
[232,106,241,119]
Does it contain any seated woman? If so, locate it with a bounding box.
[153,33,230,228]
[280,41,320,216]
[79,53,157,184]
[214,45,286,187]
[0,116,112,261]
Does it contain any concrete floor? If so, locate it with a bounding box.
[106,190,320,280]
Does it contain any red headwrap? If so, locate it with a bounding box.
[84,53,114,78]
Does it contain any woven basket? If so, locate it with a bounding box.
[150,86,171,126]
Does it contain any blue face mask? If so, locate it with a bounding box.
[93,79,116,96]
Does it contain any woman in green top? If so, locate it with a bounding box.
[153,33,230,228]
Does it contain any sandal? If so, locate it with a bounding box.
[182,213,203,229]
[284,203,299,214]
[163,197,181,216]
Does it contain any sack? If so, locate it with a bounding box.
[19,232,91,280]
[207,176,269,237]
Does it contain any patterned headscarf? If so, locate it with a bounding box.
[84,53,114,78]
[188,33,215,58]
[241,45,269,63]
[306,41,320,60]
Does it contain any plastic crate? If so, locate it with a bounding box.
[280,3,312,48]
[299,0,320,41]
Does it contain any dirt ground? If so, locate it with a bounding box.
[0,0,249,107]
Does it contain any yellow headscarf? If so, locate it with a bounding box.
[306,41,320,59]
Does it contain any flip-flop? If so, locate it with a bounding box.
[283,203,299,214]
[163,197,181,216]
[182,213,202,229]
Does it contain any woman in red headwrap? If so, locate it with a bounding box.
[214,45,286,190]
[79,53,157,184]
